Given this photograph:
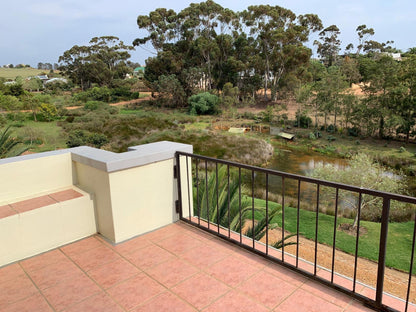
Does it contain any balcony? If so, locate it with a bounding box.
[0,142,415,311]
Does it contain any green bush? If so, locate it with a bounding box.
[84,101,104,111]
[189,92,220,115]
[309,132,316,140]
[66,129,108,148]
[327,135,336,142]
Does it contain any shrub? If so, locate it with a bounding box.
[347,127,360,137]
[309,132,316,140]
[294,112,312,128]
[38,103,58,121]
[399,146,407,153]
[327,135,336,142]
[189,92,220,115]
[326,124,336,133]
[84,101,104,111]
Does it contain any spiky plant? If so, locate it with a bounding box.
[0,126,28,159]
[193,164,297,249]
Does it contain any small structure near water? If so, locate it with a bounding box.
[270,126,295,140]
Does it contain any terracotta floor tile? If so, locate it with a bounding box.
[87,258,140,289]
[237,271,297,309]
[28,258,83,290]
[156,233,203,255]
[264,262,307,287]
[275,288,343,312]
[110,235,152,256]
[69,244,121,272]
[20,249,68,272]
[203,290,269,312]
[181,243,228,268]
[41,273,101,311]
[360,287,411,311]
[206,255,260,287]
[171,273,230,310]
[0,263,25,284]
[0,275,38,309]
[10,195,57,213]
[232,248,270,269]
[146,258,199,288]
[49,189,83,202]
[143,223,185,242]
[125,244,175,270]
[301,279,353,308]
[1,293,53,312]
[0,204,16,219]
[132,291,196,312]
[60,236,104,256]
[316,268,356,291]
[344,300,379,312]
[107,272,165,310]
[62,292,124,312]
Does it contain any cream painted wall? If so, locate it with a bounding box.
[0,153,73,203]
[108,159,176,243]
[73,162,115,242]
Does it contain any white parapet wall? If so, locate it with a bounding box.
[72,141,193,243]
[0,141,193,266]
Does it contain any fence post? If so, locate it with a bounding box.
[375,197,390,307]
[175,152,183,219]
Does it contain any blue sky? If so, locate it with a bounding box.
[1,0,415,67]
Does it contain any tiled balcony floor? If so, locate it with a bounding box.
[0,221,410,312]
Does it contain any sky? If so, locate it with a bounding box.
[1,0,415,67]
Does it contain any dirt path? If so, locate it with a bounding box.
[263,228,415,304]
[65,94,151,110]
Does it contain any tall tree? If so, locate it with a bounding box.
[314,25,341,67]
[59,36,132,90]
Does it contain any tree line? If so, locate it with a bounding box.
[133,0,415,142]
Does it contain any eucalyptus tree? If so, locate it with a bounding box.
[361,55,400,138]
[314,25,341,67]
[59,36,132,90]
[242,5,322,100]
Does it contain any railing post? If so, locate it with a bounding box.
[175,152,183,219]
[375,197,390,307]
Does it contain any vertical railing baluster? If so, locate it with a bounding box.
[205,160,209,229]
[331,188,339,284]
[405,215,416,312]
[375,198,391,307]
[186,156,191,221]
[239,167,242,244]
[296,180,301,268]
[266,173,269,255]
[227,165,230,239]
[252,170,255,248]
[314,184,320,276]
[353,193,363,292]
[175,153,183,219]
[216,163,219,234]
[196,158,200,225]
[282,176,285,262]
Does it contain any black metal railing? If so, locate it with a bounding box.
[175,151,416,312]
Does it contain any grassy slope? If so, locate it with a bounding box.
[252,197,415,273]
[8,121,67,153]
[0,68,47,79]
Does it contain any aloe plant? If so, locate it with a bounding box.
[193,164,296,249]
[0,126,28,159]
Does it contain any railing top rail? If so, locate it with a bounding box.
[176,151,416,205]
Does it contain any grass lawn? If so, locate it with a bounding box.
[8,120,67,153]
[251,198,415,273]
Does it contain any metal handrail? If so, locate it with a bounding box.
[175,151,416,312]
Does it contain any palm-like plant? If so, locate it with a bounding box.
[194,164,296,249]
[0,126,28,159]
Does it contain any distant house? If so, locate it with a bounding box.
[382,52,402,61]
[44,77,67,85]
[36,75,49,83]
[133,67,145,78]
